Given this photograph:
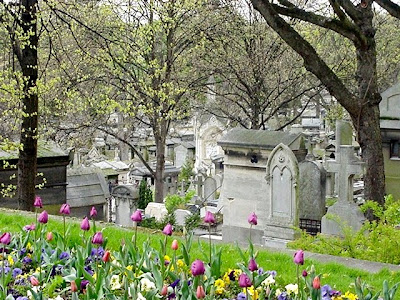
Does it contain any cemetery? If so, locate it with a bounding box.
[2,0,400,299]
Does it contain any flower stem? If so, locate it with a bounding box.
[2,246,5,295]
[134,223,138,250]
[208,223,211,265]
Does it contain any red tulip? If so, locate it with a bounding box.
[312,276,321,289]
[102,250,111,262]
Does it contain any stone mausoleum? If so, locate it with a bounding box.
[218,128,307,246]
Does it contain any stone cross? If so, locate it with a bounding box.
[326,145,363,203]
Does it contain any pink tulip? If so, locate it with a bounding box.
[248,258,258,271]
[30,276,39,286]
[204,211,215,224]
[23,224,36,231]
[46,232,53,241]
[293,249,304,265]
[34,196,42,208]
[248,212,258,225]
[60,203,71,215]
[80,217,90,231]
[92,232,103,245]
[130,210,142,222]
[196,285,206,299]
[90,206,97,218]
[0,232,11,245]
[191,259,205,276]
[171,239,179,251]
[162,223,173,236]
[38,210,48,224]
[238,273,252,288]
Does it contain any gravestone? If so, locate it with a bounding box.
[112,185,139,227]
[264,143,300,246]
[321,145,365,235]
[174,145,188,168]
[145,202,168,221]
[299,160,326,220]
[175,209,192,226]
[203,177,217,202]
[298,160,326,235]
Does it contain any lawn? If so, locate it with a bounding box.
[1,208,399,298]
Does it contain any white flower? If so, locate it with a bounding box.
[137,292,146,300]
[110,274,122,290]
[49,296,64,300]
[262,275,275,286]
[140,277,156,292]
[285,283,299,295]
[275,288,282,297]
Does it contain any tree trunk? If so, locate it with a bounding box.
[154,134,166,203]
[351,105,385,207]
[351,8,385,206]
[17,0,39,211]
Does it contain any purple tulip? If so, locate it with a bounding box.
[248,212,258,225]
[293,250,304,265]
[248,258,258,271]
[59,203,71,215]
[162,223,173,236]
[238,273,252,288]
[204,211,216,224]
[23,224,36,231]
[38,210,48,224]
[302,270,308,277]
[0,232,11,245]
[191,259,205,276]
[130,210,142,222]
[80,217,90,231]
[34,196,42,208]
[80,280,90,291]
[92,232,104,245]
[90,206,97,218]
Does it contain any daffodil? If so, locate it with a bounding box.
[7,255,14,266]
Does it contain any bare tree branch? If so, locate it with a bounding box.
[375,0,400,19]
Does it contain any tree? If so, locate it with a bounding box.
[0,0,39,211]
[198,2,321,130]
[57,0,214,203]
[249,0,400,210]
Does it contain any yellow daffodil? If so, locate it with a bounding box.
[7,255,14,266]
[126,265,133,271]
[244,286,259,300]
[332,296,343,300]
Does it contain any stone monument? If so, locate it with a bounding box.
[264,143,300,246]
[112,185,139,227]
[321,145,365,235]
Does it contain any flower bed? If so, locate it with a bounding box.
[0,198,398,299]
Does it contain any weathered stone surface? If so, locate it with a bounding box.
[264,143,300,244]
[322,145,365,235]
[112,185,139,227]
[145,202,168,222]
[299,160,326,220]
[175,209,192,226]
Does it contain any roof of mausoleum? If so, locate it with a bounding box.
[218,127,303,150]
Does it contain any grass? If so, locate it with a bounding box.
[1,209,400,297]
